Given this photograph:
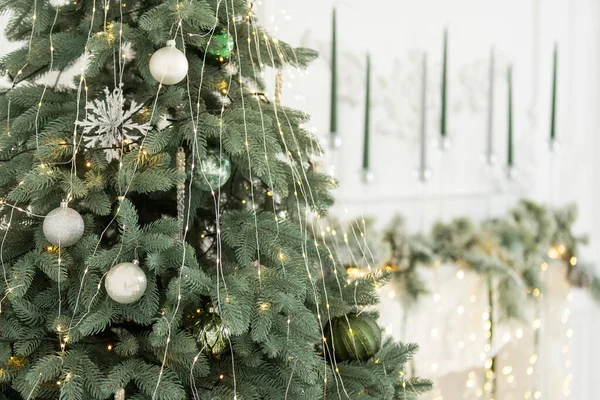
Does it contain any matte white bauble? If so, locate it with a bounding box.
[105,260,147,304]
[43,201,85,247]
[149,40,188,85]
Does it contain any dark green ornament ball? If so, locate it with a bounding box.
[194,150,232,191]
[207,31,235,61]
[324,314,382,362]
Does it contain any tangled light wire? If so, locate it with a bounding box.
[239,2,396,397]
[237,4,351,398]
[258,4,425,397]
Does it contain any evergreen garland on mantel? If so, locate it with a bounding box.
[329,200,597,320]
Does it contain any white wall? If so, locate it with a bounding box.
[259,1,600,399]
[259,0,598,257]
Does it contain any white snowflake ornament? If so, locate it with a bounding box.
[79,87,150,162]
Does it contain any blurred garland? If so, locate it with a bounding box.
[329,199,599,321]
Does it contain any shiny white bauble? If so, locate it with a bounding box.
[149,40,188,85]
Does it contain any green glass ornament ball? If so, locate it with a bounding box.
[194,151,232,191]
[324,314,382,362]
[200,320,228,356]
[207,31,235,61]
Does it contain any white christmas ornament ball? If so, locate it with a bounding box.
[149,40,188,85]
[105,260,147,304]
[43,202,84,247]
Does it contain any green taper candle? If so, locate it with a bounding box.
[330,8,338,140]
[363,54,371,171]
[507,66,513,167]
[440,28,448,138]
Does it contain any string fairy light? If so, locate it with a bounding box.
[58,0,115,330]
[189,28,596,393]
[62,0,166,334]
[32,7,61,150]
[243,6,357,397]
[0,2,419,399]
[241,5,286,286]
[483,279,495,400]
[174,2,243,397]
[274,67,357,400]
[245,3,414,396]
[51,5,198,399]
[2,1,44,254]
[183,13,231,394]
[12,0,98,367]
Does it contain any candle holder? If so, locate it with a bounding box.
[483,152,499,166]
[436,136,452,152]
[330,133,342,149]
[506,166,517,180]
[413,167,432,183]
[362,169,374,184]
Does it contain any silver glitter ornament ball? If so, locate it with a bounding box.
[43,202,85,247]
[105,260,147,304]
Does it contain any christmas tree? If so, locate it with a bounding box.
[0,0,431,398]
